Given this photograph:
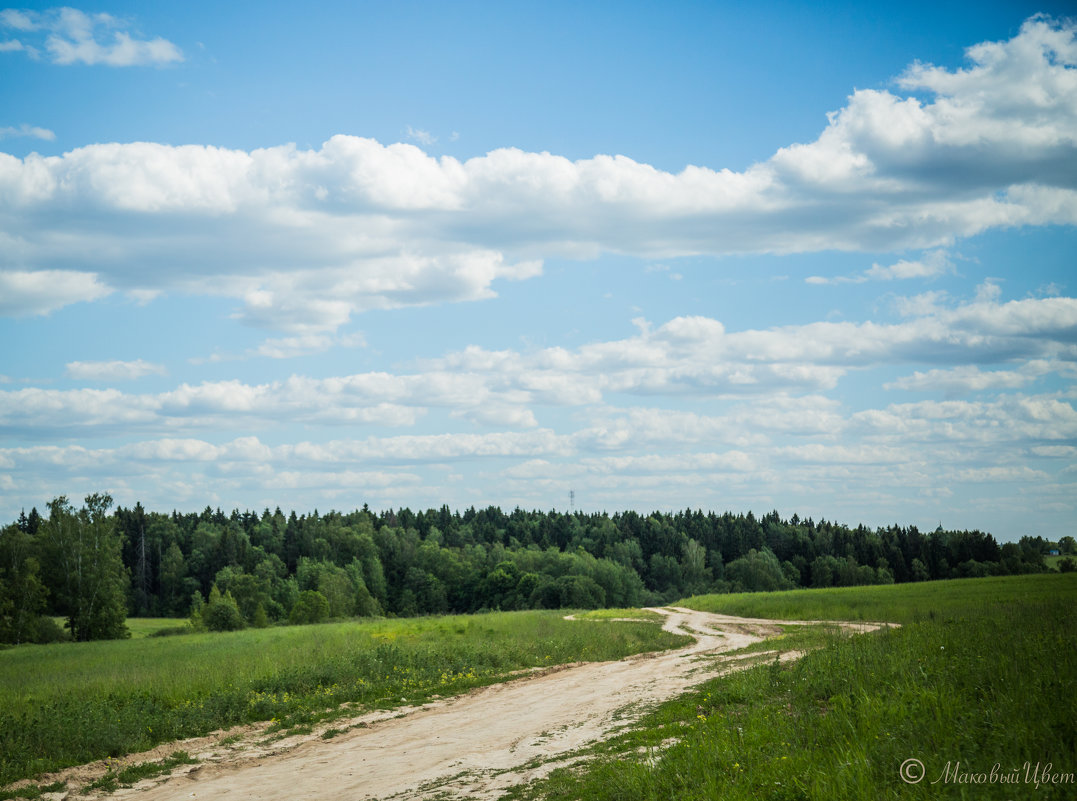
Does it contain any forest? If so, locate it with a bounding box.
[0,493,1068,643]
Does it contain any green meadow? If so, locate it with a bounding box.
[5,576,1075,799]
[505,574,1077,800]
[44,617,186,640]
[0,610,688,787]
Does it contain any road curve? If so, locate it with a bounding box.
[96,608,884,801]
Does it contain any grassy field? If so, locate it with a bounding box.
[123,618,190,638]
[505,574,1077,800]
[1044,554,1074,571]
[0,610,689,788]
[680,573,1072,624]
[43,617,187,640]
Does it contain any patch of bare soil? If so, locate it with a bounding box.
[37,608,888,800]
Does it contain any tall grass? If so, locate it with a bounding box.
[505,574,1077,800]
[0,610,688,786]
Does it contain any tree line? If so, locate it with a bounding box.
[0,494,1067,643]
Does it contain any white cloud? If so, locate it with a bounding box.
[1031,445,1077,458]
[808,250,952,284]
[65,359,167,381]
[424,292,1077,409]
[955,466,1051,482]
[852,395,1077,445]
[406,126,437,146]
[885,360,1059,396]
[0,270,112,316]
[0,124,54,140]
[280,430,573,464]
[1,17,1075,324]
[0,39,32,54]
[250,332,366,359]
[5,286,1074,440]
[0,9,35,30]
[0,7,182,66]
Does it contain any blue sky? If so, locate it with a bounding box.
[1,1,1075,541]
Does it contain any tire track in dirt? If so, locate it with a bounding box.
[74,608,886,801]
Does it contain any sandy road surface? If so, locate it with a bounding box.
[82,607,885,801]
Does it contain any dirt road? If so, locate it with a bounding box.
[88,607,883,800]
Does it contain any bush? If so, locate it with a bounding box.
[31,616,71,644]
[289,590,330,625]
[148,625,193,638]
[195,585,245,632]
[202,600,245,632]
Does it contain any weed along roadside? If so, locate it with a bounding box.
[2,574,1074,800]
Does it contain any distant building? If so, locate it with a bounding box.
[1049,548,1061,556]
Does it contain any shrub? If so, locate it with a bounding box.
[202,599,245,632]
[196,585,245,632]
[31,616,71,644]
[289,590,330,625]
[148,625,193,638]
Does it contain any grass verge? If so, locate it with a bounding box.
[572,608,666,623]
[83,751,198,794]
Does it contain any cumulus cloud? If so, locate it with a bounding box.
[0,17,1075,325]
[0,7,182,66]
[0,369,537,434]
[0,270,111,315]
[5,287,1075,439]
[422,291,1077,410]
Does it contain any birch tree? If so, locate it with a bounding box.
[39,494,129,641]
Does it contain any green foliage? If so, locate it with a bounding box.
[147,625,193,638]
[0,780,66,800]
[725,547,794,592]
[27,617,68,644]
[251,604,269,628]
[289,590,329,624]
[0,610,688,786]
[83,750,197,793]
[200,588,245,632]
[37,495,129,642]
[1,498,1050,644]
[0,526,49,645]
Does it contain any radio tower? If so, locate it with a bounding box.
[569,490,575,514]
